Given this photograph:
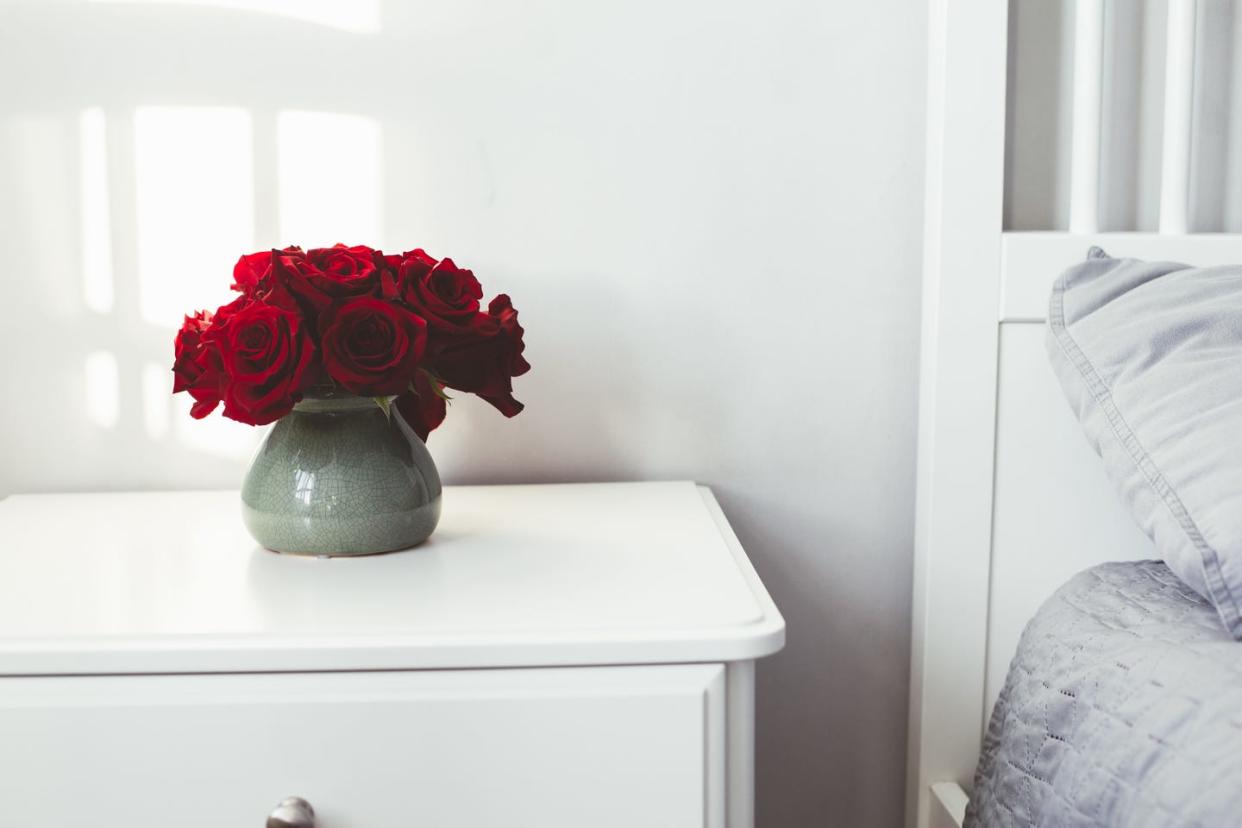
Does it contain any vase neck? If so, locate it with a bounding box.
[293,395,382,414]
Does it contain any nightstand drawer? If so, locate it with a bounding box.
[0,665,725,828]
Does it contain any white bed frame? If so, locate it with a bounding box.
[906,2,1242,828]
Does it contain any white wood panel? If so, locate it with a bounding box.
[0,664,725,828]
[1069,0,1104,233]
[0,483,784,675]
[929,782,968,828]
[905,1,1008,826]
[725,660,755,828]
[1000,231,1242,321]
[986,324,1154,715]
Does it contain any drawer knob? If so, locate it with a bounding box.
[266,796,316,828]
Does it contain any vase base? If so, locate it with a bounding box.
[263,538,432,559]
[241,496,442,558]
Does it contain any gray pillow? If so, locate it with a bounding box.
[1046,247,1242,639]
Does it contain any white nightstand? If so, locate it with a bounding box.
[0,481,783,828]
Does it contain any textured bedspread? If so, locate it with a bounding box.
[967,560,1242,827]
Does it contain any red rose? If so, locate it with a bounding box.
[426,294,529,417]
[273,244,382,311]
[370,249,404,298]
[309,244,379,288]
[395,369,447,442]
[398,252,483,330]
[230,248,306,315]
[212,300,315,425]
[178,242,529,431]
[231,250,274,294]
[173,309,213,393]
[319,297,428,396]
[172,309,226,418]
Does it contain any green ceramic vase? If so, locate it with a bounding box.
[240,394,442,556]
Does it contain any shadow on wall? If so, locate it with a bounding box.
[2,0,663,494]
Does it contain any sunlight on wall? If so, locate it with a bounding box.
[79,108,114,315]
[88,0,380,34]
[134,106,253,327]
[172,395,264,462]
[277,111,381,246]
[8,115,80,316]
[142,362,172,440]
[84,351,120,429]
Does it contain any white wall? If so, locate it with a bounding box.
[0,0,926,823]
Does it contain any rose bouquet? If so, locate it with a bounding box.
[171,244,529,441]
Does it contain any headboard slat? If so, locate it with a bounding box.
[1159,0,1198,234]
[1069,0,1105,234]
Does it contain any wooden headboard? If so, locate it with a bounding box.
[906,2,1242,828]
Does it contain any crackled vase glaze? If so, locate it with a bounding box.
[241,394,442,556]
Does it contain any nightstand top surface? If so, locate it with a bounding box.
[0,481,783,675]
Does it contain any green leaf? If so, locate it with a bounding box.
[417,368,454,401]
[372,396,393,420]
